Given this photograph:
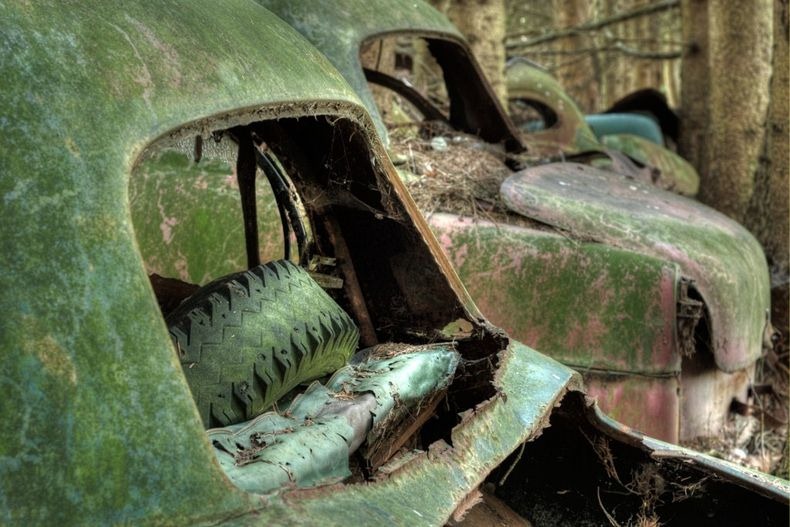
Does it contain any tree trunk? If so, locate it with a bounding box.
[745,0,789,338]
[554,0,597,109]
[698,0,774,221]
[433,0,508,104]
[678,0,710,175]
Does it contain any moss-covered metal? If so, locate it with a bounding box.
[257,0,518,147]
[506,60,602,156]
[0,0,363,521]
[0,1,481,523]
[429,213,679,374]
[0,0,597,522]
[259,0,769,441]
[501,163,770,372]
[429,213,685,441]
[130,147,284,284]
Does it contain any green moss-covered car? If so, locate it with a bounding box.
[1,1,787,525]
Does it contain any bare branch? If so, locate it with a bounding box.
[523,42,683,60]
[505,0,680,49]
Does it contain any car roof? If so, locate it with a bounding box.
[0,1,440,522]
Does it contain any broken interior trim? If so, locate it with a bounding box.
[210,345,460,494]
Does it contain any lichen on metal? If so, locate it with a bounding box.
[210,346,460,495]
[501,163,770,372]
[130,146,285,284]
[429,213,680,375]
[0,1,408,522]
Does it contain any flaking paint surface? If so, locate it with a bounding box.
[429,213,680,374]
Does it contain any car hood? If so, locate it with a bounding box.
[500,163,769,372]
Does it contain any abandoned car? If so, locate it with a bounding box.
[260,0,774,444]
[1,1,787,525]
[505,57,700,197]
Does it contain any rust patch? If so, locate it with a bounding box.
[25,335,77,386]
[677,278,704,357]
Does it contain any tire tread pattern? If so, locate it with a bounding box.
[167,260,359,428]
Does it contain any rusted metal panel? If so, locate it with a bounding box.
[584,373,680,443]
[429,213,680,374]
[680,352,754,441]
[501,163,770,372]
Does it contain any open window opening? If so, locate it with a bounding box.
[360,34,523,152]
[129,111,502,493]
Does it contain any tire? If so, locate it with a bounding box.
[167,260,359,428]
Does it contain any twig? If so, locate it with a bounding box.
[521,43,683,60]
[597,487,622,527]
[498,441,527,486]
[506,0,680,48]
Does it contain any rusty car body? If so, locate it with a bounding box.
[260,0,773,444]
[2,1,787,525]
